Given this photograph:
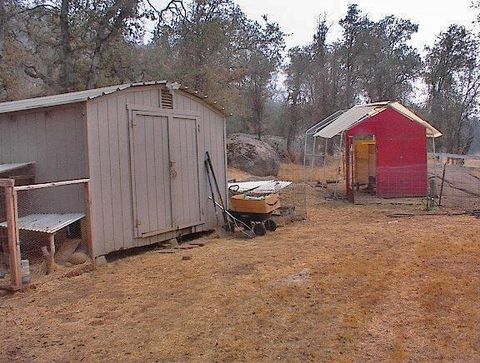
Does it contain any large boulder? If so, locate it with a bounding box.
[227,133,281,176]
[262,135,289,160]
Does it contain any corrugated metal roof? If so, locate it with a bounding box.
[305,110,346,135]
[0,83,145,114]
[313,101,441,139]
[0,162,35,175]
[228,180,292,194]
[314,103,387,138]
[0,81,229,116]
[0,213,85,234]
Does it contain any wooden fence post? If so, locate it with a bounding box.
[84,182,95,267]
[1,179,22,290]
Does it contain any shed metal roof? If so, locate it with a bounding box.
[313,101,442,139]
[0,81,228,116]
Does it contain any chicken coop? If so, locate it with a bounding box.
[0,81,227,289]
[304,101,442,202]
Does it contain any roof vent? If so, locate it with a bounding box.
[161,89,173,109]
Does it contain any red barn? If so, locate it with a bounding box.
[312,102,441,200]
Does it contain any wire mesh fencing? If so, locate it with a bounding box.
[302,131,346,203]
[0,178,91,290]
[428,153,480,211]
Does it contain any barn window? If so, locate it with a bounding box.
[161,89,174,109]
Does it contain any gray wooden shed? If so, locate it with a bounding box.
[0,81,227,257]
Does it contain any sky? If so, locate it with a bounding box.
[235,0,478,52]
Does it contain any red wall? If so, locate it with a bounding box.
[346,108,428,198]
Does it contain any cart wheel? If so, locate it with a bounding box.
[224,221,235,233]
[253,223,267,236]
[264,219,277,232]
[243,220,253,229]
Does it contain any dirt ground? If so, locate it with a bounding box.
[1,168,480,362]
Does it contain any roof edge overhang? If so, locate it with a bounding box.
[388,101,442,138]
[0,81,230,117]
[312,101,442,139]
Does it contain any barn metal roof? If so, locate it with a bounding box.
[313,101,442,139]
[0,81,229,116]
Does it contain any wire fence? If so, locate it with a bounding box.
[0,178,91,291]
[302,132,345,202]
[300,147,480,211]
[428,153,480,211]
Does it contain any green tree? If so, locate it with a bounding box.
[358,15,421,102]
[338,4,371,106]
[425,25,480,153]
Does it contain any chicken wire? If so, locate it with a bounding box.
[0,180,91,290]
[303,130,345,200]
[428,154,480,211]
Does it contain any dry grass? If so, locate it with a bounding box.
[280,159,342,184]
[1,164,480,362]
[227,167,253,181]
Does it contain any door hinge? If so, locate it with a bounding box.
[197,124,200,133]
[135,219,141,228]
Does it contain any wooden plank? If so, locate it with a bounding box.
[126,103,200,117]
[153,115,172,231]
[107,95,124,251]
[117,93,130,250]
[130,113,175,238]
[0,178,14,187]
[131,112,149,236]
[168,117,201,229]
[36,110,48,181]
[85,102,105,256]
[125,91,138,248]
[204,110,215,226]
[98,99,115,254]
[196,109,207,224]
[84,182,94,263]
[14,179,90,191]
[134,90,144,105]
[0,116,5,162]
[168,118,181,227]
[5,183,22,290]
[145,115,158,232]
[142,90,151,107]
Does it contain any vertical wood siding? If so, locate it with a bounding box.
[130,113,172,237]
[0,104,88,216]
[86,86,226,256]
[168,116,201,228]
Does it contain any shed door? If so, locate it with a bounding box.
[130,112,173,237]
[168,117,202,229]
[130,111,202,238]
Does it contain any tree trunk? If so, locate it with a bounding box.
[59,0,75,92]
[87,45,102,89]
[0,0,5,55]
